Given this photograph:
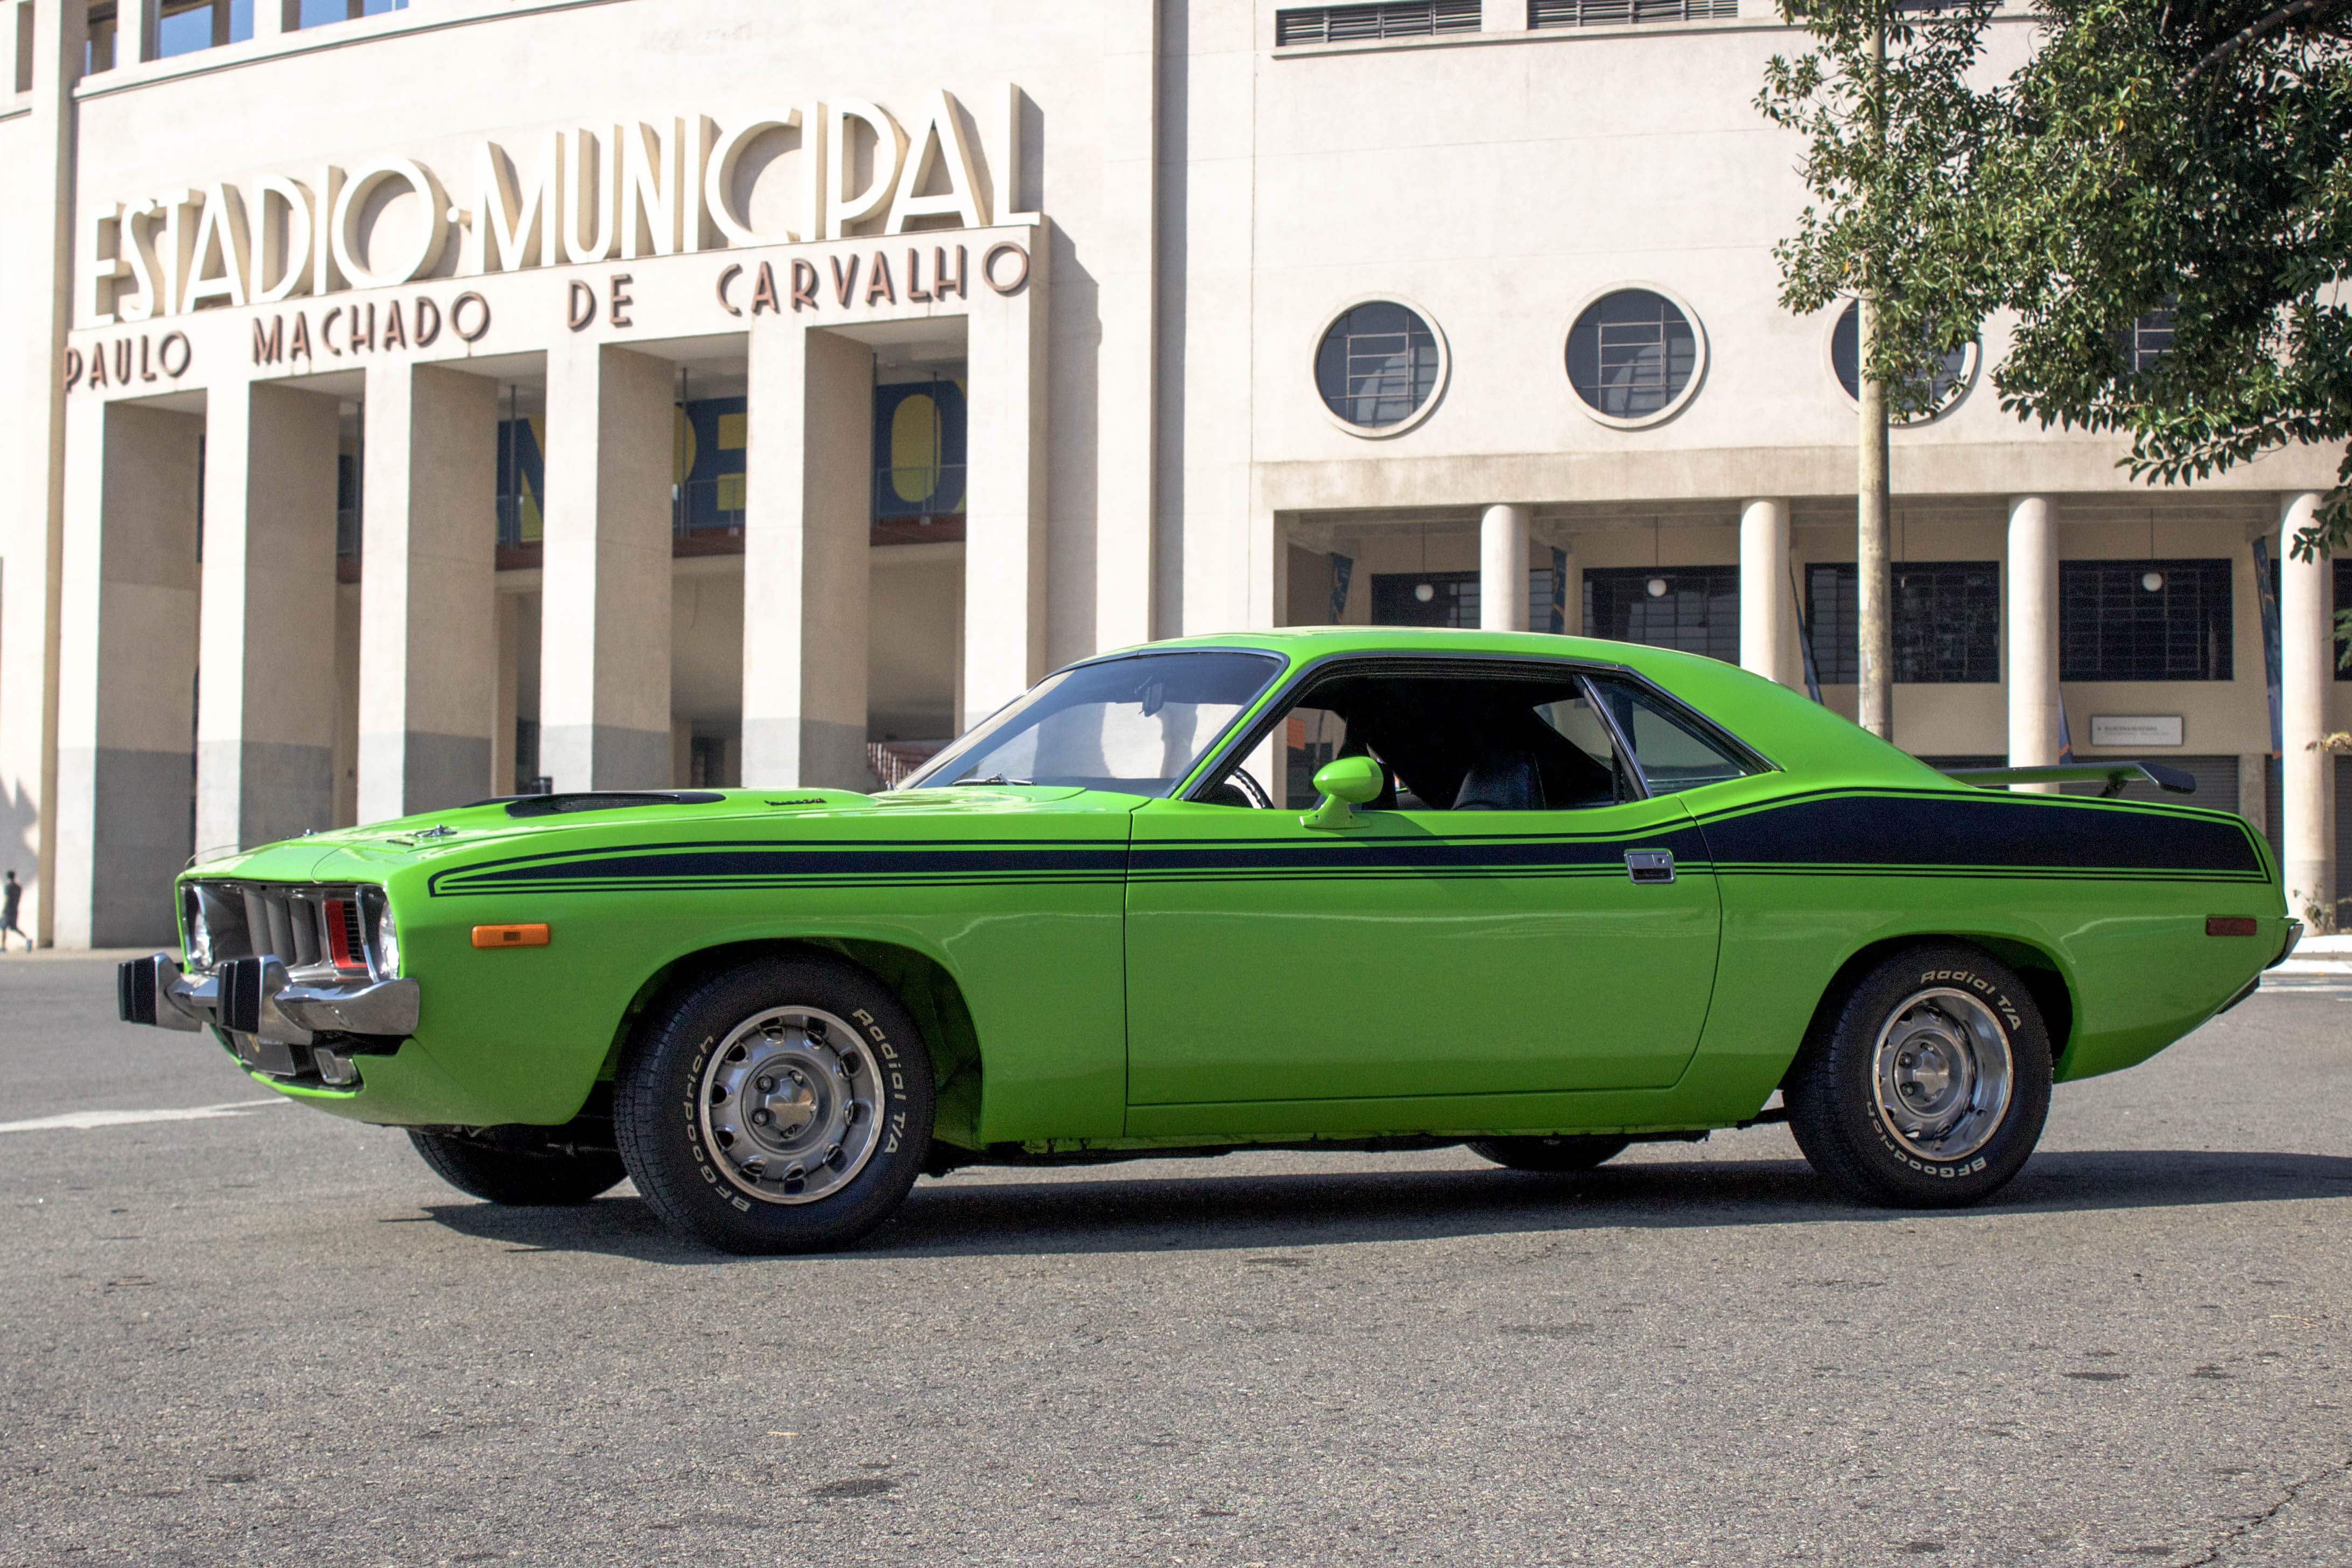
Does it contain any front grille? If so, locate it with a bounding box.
[184,881,384,981]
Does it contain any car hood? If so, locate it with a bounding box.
[182,786,1109,884]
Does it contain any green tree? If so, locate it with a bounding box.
[1961,2,2352,566]
[1758,1,2000,738]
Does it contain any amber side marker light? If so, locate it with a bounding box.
[472,923,552,949]
[2206,916,2259,937]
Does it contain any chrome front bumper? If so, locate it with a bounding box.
[117,952,418,1081]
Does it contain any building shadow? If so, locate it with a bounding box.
[411,1145,2352,1266]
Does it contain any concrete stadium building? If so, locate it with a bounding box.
[3,0,2344,948]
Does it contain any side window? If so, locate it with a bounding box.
[1585,674,1751,794]
[1531,692,1639,806]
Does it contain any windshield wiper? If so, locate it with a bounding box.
[947,774,1034,787]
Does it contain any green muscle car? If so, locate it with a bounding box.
[118,629,2298,1252]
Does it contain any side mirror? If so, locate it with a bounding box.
[1301,754,1385,831]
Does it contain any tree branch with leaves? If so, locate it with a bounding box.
[1949,2,2352,559]
[1759,1,2001,737]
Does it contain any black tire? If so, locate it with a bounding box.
[1467,1135,1631,1173]
[614,953,933,1254]
[408,1126,627,1206]
[1784,942,2054,1208]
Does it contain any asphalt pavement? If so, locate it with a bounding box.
[1,953,2347,1567]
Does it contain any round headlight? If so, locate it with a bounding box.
[375,902,401,978]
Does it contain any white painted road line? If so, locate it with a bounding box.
[0,1098,287,1134]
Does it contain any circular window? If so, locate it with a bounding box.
[1314,299,1446,436]
[1830,300,1977,422]
[1565,286,1705,426]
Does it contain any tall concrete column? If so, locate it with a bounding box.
[964,236,1052,729]
[122,0,157,64]
[2006,495,2061,788]
[356,362,499,822]
[539,342,675,791]
[53,402,203,947]
[1095,0,1160,653]
[4,0,89,945]
[1479,505,1530,632]
[1739,498,1793,685]
[2280,492,2334,927]
[2238,754,2268,837]
[743,323,872,788]
[196,380,341,857]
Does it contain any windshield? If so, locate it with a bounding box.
[905,650,1285,795]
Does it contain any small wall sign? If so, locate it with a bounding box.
[2089,714,2183,747]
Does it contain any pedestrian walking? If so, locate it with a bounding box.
[1,872,27,953]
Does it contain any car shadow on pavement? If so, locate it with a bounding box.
[414,1146,2352,1264]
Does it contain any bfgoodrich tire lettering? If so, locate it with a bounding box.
[1784,943,2053,1208]
[615,953,933,1253]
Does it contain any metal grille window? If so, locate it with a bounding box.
[1585,567,1739,662]
[1529,0,1737,26]
[1807,563,2001,684]
[1567,290,1699,419]
[1370,569,1560,629]
[1372,570,1479,627]
[1315,302,1443,429]
[2059,559,2232,682]
[2129,309,2174,372]
[1277,0,1480,45]
[2338,557,2352,682]
[1831,300,1973,418]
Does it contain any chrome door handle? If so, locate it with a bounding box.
[1625,849,1675,884]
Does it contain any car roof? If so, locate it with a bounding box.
[1090,627,1950,787]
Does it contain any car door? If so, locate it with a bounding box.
[1123,660,1729,1112]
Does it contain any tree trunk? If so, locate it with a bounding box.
[1857,292,1894,741]
[1856,19,1894,743]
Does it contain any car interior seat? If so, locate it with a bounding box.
[1452,746,1546,810]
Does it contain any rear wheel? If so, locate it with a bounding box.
[615,953,933,1254]
[408,1126,626,1206]
[1784,943,2053,1208]
[1468,1135,1630,1173]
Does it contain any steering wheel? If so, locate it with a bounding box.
[1228,767,1271,808]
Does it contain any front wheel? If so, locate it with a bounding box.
[1784,943,2053,1208]
[614,953,933,1254]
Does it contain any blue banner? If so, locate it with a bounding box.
[1789,562,1823,704]
[2253,538,2284,755]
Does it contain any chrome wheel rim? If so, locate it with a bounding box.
[1870,987,2014,1162]
[698,1006,881,1206]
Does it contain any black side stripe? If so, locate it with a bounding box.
[1688,788,2266,878]
[422,788,2269,897]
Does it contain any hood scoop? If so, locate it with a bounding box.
[476,790,728,820]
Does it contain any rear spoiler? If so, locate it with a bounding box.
[1940,761,2196,799]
